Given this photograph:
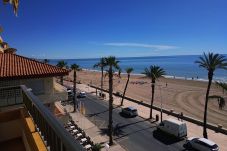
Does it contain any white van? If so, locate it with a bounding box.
[157,118,187,138]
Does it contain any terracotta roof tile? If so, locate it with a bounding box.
[0,53,69,80]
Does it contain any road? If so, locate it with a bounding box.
[78,93,186,151]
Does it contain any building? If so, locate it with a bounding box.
[0,53,68,108]
[0,52,84,151]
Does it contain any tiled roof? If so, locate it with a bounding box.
[0,53,69,80]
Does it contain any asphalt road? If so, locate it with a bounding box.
[78,93,186,151]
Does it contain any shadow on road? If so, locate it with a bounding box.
[98,119,155,138]
[118,118,153,129]
[153,129,184,145]
[86,105,121,117]
[114,126,155,141]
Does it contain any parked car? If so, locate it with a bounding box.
[67,89,73,99]
[157,118,187,138]
[121,107,138,117]
[183,137,219,151]
[77,91,86,98]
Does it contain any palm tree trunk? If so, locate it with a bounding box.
[101,67,104,96]
[150,80,155,119]
[73,70,77,112]
[108,66,113,146]
[60,76,63,85]
[121,74,130,106]
[203,72,213,138]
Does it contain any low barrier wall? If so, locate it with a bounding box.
[90,85,227,135]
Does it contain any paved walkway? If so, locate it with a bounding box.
[76,83,227,151]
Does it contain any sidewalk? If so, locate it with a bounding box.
[59,95,126,151]
[77,83,227,151]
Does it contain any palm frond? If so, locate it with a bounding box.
[125,67,133,74]
[104,56,120,71]
[216,82,227,91]
[71,64,81,71]
[195,52,227,72]
[93,57,106,69]
[56,60,67,68]
[143,65,166,81]
[3,0,19,16]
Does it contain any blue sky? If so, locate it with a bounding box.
[0,0,227,59]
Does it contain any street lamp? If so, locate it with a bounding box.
[158,85,163,122]
[153,83,164,122]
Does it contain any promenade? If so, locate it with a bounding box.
[75,83,227,151]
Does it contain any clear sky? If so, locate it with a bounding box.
[0,0,227,59]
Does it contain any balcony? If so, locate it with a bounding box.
[0,85,85,151]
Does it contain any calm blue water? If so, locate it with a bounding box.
[49,55,227,82]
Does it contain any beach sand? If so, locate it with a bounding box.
[66,70,227,128]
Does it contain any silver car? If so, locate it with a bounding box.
[183,137,219,151]
[77,91,86,98]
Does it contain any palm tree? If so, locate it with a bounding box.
[3,0,19,16]
[43,59,49,64]
[104,56,120,146]
[71,64,81,112]
[1,0,18,53]
[120,67,133,106]
[0,41,17,54]
[56,60,67,85]
[143,65,165,119]
[93,57,106,97]
[195,52,227,138]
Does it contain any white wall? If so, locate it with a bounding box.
[0,77,67,105]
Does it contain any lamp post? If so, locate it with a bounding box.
[154,83,163,122]
[159,85,163,122]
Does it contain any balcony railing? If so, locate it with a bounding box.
[21,85,85,151]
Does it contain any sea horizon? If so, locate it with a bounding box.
[43,54,227,60]
[48,54,227,82]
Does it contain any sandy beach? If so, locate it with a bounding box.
[66,70,227,128]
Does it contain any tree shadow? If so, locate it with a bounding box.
[113,119,156,139]
[153,129,184,145]
[98,118,153,137]
[99,128,109,136]
[86,105,121,117]
[118,118,153,129]
[114,126,155,141]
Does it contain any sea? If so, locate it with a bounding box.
[49,55,227,82]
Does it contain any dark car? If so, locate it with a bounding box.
[121,107,138,117]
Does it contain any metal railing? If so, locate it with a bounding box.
[21,85,85,151]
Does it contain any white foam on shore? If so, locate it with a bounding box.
[81,68,227,83]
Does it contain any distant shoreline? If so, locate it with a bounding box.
[82,68,227,83]
[49,55,227,82]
